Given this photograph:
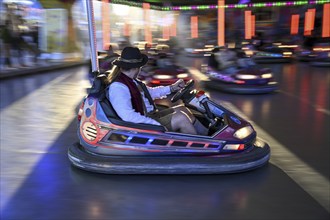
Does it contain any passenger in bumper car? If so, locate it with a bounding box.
[99,44,120,73]
[210,47,237,74]
[209,46,257,73]
[105,47,208,135]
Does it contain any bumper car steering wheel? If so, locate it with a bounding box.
[171,79,195,103]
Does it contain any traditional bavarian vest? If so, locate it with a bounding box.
[115,73,145,115]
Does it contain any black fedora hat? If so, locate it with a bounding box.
[112,47,148,69]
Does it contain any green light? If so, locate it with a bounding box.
[109,0,330,11]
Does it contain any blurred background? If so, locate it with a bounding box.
[0,1,329,220]
[1,0,329,70]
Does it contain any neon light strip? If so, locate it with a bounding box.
[163,25,170,40]
[170,14,177,37]
[245,11,252,40]
[218,0,225,46]
[101,0,110,50]
[123,23,130,37]
[162,0,330,11]
[291,14,299,35]
[251,14,255,37]
[322,3,330,37]
[304,8,316,36]
[143,3,152,43]
[191,16,198,38]
[110,0,162,10]
[109,0,329,10]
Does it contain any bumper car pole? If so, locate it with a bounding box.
[86,0,99,75]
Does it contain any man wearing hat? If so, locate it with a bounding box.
[106,46,207,135]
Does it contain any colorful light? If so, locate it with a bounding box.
[251,14,255,37]
[102,0,110,50]
[304,8,316,36]
[143,3,152,43]
[245,10,252,39]
[160,0,329,11]
[123,23,130,37]
[108,0,329,11]
[191,16,198,38]
[291,14,300,35]
[322,3,330,37]
[163,25,170,40]
[170,13,177,37]
[218,0,225,46]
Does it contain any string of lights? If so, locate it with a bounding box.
[109,0,330,11]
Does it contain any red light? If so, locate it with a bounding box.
[235,80,245,84]
[196,90,205,98]
[77,101,85,121]
[151,80,161,84]
[238,144,245,150]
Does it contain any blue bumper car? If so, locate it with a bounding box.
[68,79,271,174]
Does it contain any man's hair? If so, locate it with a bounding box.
[105,66,121,84]
[104,66,136,85]
[120,66,134,72]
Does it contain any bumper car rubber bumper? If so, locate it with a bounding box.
[200,80,278,94]
[253,57,293,63]
[68,138,270,174]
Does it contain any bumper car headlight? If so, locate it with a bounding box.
[236,74,258,80]
[261,73,273,79]
[154,75,173,80]
[177,73,189,79]
[233,126,254,139]
[283,52,292,57]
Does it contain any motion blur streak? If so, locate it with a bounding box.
[190,67,329,212]
[222,101,330,213]
[0,72,88,210]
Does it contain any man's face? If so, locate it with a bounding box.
[133,67,141,78]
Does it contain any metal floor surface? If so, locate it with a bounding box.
[0,61,329,220]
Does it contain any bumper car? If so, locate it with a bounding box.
[140,67,192,87]
[68,78,271,174]
[184,38,214,57]
[200,47,278,94]
[295,49,318,62]
[201,65,278,94]
[185,45,214,57]
[139,49,193,86]
[296,42,330,66]
[310,50,330,67]
[243,44,293,63]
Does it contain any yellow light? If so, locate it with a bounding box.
[236,74,258,80]
[283,52,292,56]
[278,45,298,48]
[261,73,273,78]
[154,75,173,80]
[233,126,254,139]
[177,73,189,78]
[313,47,330,51]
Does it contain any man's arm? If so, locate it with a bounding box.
[147,79,185,100]
[109,82,161,125]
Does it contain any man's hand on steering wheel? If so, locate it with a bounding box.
[170,79,185,93]
[170,79,195,103]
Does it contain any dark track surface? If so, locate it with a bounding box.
[0,59,329,220]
